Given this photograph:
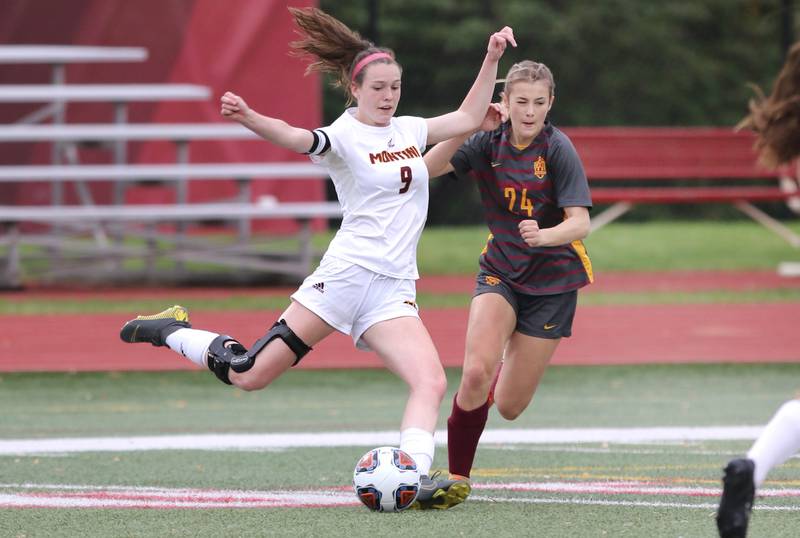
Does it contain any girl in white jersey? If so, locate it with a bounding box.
[119,6,515,510]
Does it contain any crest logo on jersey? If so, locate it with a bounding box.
[533,156,547,179]
[484,276,501,286]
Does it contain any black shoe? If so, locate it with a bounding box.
[410,471,471,510]
[716,458,756,538]
[119,305,191,346]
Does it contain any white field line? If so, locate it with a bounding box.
[490,445,747,456]
[467,496,800,511]
[1,481,799,510]
[472,481,800,498]
[0,426,764,455]
[0,490,356,509]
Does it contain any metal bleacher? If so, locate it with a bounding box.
[0,45,339,288]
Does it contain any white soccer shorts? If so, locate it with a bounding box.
[290,255,420,350]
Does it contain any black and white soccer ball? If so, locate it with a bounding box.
[352,446,420,512]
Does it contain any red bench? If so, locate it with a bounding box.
[562,127,800,246]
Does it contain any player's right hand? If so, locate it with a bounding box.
[519,219,547,247]
[220,91,250,121]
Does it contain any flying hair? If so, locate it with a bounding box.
[287,6,398,104]
[737,41,800,168]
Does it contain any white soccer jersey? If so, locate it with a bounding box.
[311,108,430,279]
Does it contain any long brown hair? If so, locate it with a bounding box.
[288,7,399,104]
[738,41,800,168]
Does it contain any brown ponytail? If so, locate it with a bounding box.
[738,41,800,168]
[288,7,399,104]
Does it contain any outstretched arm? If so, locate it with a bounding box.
[425,102,506,178]
[426,27,515,145]
[220,92,315,154]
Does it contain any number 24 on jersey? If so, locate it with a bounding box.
[504,187,534,216]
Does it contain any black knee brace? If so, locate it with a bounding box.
[249,319,312,367]
[206,320,312,385]
[206,335,248,385]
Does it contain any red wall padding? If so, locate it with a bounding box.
[0,0,323,231]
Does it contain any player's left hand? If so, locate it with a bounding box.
[487,26,516,62]
[479,102,507,131]
[519,219,548,247]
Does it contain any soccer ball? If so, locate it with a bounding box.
[352,446,420,512]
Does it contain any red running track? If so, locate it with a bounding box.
[1,302,798,372]
[6,270,800,301]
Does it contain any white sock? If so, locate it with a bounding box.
[164,328,220,368]
[400,427,435,477]
[747,399,800,487]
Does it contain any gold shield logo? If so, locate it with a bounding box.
[533,156,547,179]
[485,276,501,286]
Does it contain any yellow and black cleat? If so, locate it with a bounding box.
[119,305,191,347]
[410,471,471,510]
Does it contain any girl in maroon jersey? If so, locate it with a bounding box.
[424,60,593,490]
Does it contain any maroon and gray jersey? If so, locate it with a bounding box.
[450,122,594,295]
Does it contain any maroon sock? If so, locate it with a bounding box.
[447,393,489,478]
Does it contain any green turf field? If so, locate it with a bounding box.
[4,220,800,285]
[4,220,800,315]
[4,287,800,316]
[1,365,799,537]
[2,220,799,536]
[418,220,800,273]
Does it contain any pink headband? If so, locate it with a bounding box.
[351,52,393,82]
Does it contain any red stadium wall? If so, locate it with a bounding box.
[0,0,323,232]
